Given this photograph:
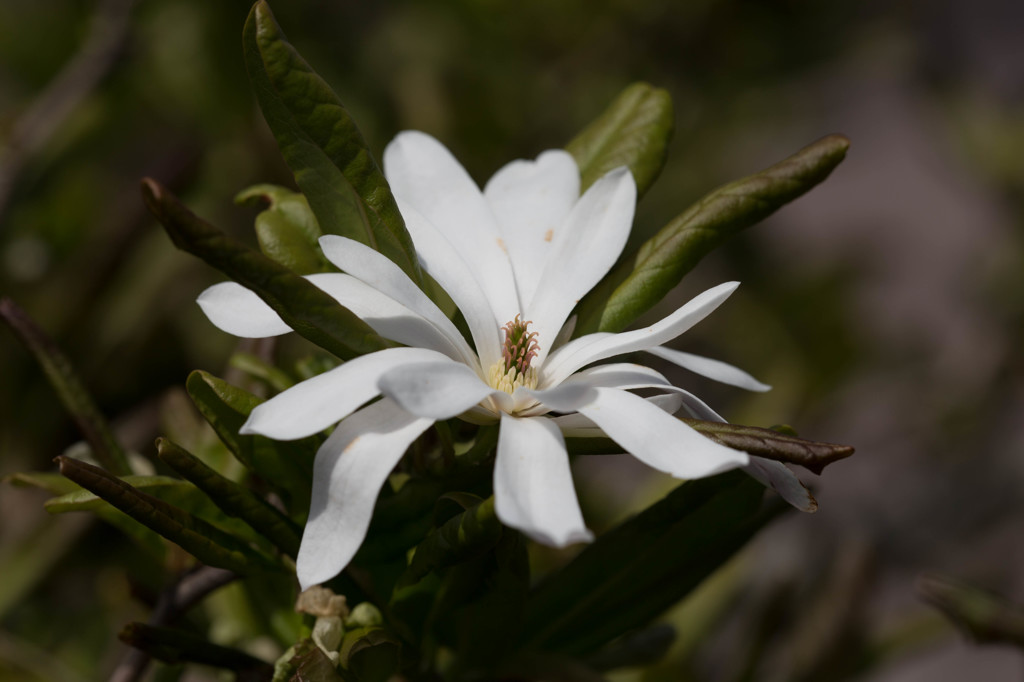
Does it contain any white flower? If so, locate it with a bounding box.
[198,132,814,590]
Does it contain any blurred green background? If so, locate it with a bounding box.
[1,0,1023,679]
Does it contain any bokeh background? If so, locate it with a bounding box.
[1,0,1023,679]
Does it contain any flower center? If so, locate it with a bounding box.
[487,315,539,394]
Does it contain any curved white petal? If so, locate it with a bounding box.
[577,387,748,478]
[240,347,449,440]
[399,205,503,370]
[743,457,817,512]
[316,237,477,368]
[378,360,507,419]
[540,282,740,388]
[494,414,593,547]
[197,282,292,338]
[526,167,636,363]
[483,150,580,304]
[646,346,771,392]
[551,393,683,435]
[383,131,520,324]
[297,399,434,589]
[565,363,672,389]
[515,382,597,414]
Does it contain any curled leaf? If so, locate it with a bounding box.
[685,419,854,475]
[236,184,330,274]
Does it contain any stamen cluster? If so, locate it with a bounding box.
[501,315,539,377]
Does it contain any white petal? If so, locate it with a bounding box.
[565,363,672,390]
[383,131,520,324]
[551,393,683,435]
[646,346,771,392]
[197,282,291,338]
[577,387,749,478]
[540,282,740,388]
[515,382,597,414]
[494,414,593,547]
[526,167,636,363]
[483,150,580,305]
[316,237,477,368]
[378,360,506,419]
[399,204,503,370]
[240,347,449,440]
[296,399,434,589]
[743,457,817,512]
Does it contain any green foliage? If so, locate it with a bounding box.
[566,82,674,199]
[243,1,423,287]
[574,134,851,336]
[236,184,332,275]
[142,178,395,361]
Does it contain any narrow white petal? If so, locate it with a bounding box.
[494,414,593,547]
[296,399,434,589]
[240,347,449,440]
[515,383,597,414]
[378,360,502,419]
[197,282,291,338]
[565,363,672,389]
[551,393,683,434]
[483,150,580,304]
[399,205,503,370]
[646,346,771,392]
[526,167,636,363]
[383,131,520,323]
[743,457,817,512]
[540,282,740,388]
[315,237,477,368]
[577,387,748,478]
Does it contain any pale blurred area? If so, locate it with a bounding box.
[1,0,1023,679]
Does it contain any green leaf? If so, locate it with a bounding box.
[236,184,332,275]
[521,471,776,655]
[186,370,316,514]
[3,471,79,496]
[141,178,394,360]
[339,627,402,682]
[156,438,302,558]
[120,622,275,677]
[566,82,674,198]
[56,456,279,574]
[243,1,422,286]
[397,496,502,589]
[230,351,296,392]
[0,299,131,474]
[574,134,851,335]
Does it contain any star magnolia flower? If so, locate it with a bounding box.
[198,131,814,589]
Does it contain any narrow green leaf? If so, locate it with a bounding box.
[566,82,674,198]
[156,438,302,558]
[142,178,393,360]
[0,298,131,474]
[339,627,402,682]
[3,471,79,496]
[236,183,331,274]
[521,472,776,655]
[243,0,423,285]
[120,622,275,676]
[186,370,315,514]
[574,134,851,335]
[56,456,278,574]
[230,351,296,392]
[397,496,502,589]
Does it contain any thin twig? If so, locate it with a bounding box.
[109,565,238,682]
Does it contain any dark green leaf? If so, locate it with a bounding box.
[156,438,302,558]
[56,456,279,574]
[339,627,401,682]
[141,178,393,360]
[230,351,296,392]
[186,370,316,514]
[120,622,274,678]
[567,83,673,198]
[236,184,331,275]
[574,134,851,335]
[284,640,349,682]
[396,496,502,589]
[0,298,131,474]
[585,624,675,671]
[521,471,776,655]
[243,1,422,285]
